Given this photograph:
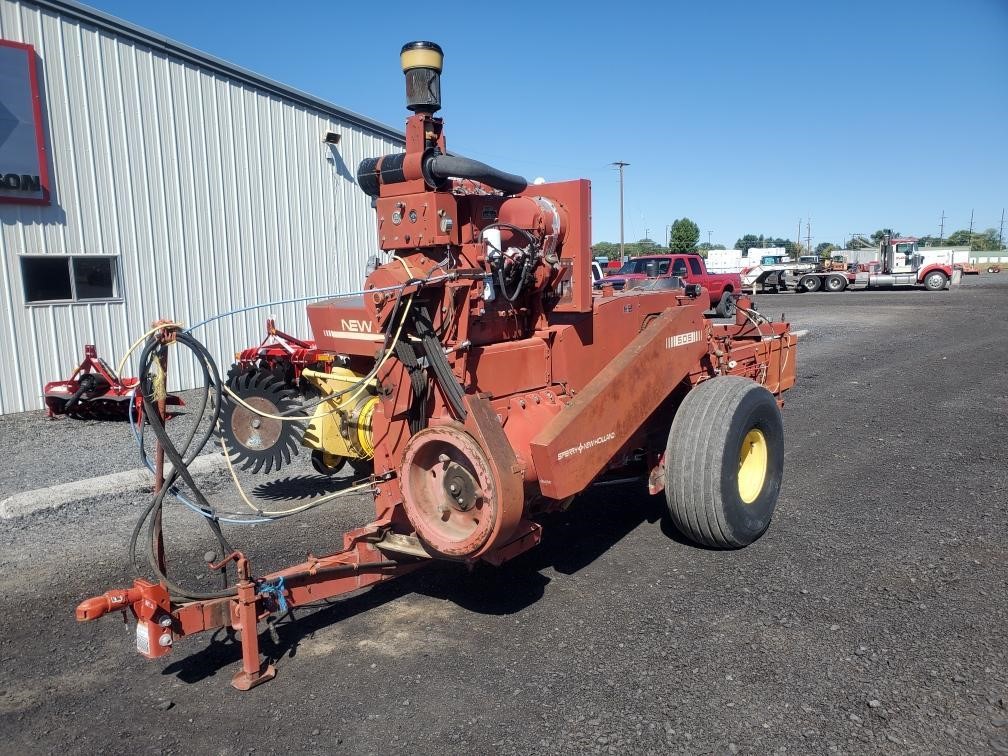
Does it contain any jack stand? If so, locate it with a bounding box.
[229,556,275,690]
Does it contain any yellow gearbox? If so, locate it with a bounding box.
[300,367,377,476]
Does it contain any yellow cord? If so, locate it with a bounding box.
[216,426,373,517]
[131,255,421,519]
[218,293,413,422]
[216,257,418,515]
[116,321,184,379]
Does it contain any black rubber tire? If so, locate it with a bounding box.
[664,376,783,548]
[923,270,947,291]
[311,450,371,480]
[824,274,847,292]
[715,291,737,319]
[799,275,821,293]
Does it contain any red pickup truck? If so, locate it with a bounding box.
[595,253,742,317]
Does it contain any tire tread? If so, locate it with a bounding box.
[665,376,776,548]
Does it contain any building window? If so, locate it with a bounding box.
[20,256,119,303]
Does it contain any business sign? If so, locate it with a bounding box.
[0,40,49,205]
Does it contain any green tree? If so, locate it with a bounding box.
[870,229,899,244]
[590,241,620,260]
[632,237,661,254]
[946,229,971,246]
[976,228,1001,251]
[668,218,700,253]
[815,242,836,259]
[735,234,763,252]
[778,239,802,257]
[735,233,800,257]
[945,228,1002,251]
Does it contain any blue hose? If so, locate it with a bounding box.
[128,398,274,525]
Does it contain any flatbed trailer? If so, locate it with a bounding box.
[742,233,956,293]
[741,263,853,293]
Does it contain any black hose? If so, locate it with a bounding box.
[132,333,238,600]
[425,154,527,195]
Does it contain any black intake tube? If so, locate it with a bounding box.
[424,154,527,195]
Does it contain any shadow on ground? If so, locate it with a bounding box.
[161,481,698,684]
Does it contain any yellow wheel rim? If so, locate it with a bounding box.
[737,428,768,504]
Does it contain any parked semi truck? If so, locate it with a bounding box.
[742,233,954,293]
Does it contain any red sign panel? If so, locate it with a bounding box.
[0,39,49,205]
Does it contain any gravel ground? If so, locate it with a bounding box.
[0,276,1005,755]
[0,387,218,500]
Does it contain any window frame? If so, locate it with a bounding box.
[19,255,122,305]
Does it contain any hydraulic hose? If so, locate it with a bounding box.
[424,154,527,195]
[132,332,239,600]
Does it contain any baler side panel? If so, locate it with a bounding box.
[530,306,707,500]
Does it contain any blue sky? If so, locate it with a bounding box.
[88,0,1007,249]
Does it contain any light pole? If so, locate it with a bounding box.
[612,161,629,263]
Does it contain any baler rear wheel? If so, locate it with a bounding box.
[663,376,783,548]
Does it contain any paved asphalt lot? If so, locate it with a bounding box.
[0,277,1005,755]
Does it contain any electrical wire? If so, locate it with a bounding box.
[116,321,184,380]
[128,399,273,525]
[121,256,441,599]
[183,281,447,335]
[215,289,413,423]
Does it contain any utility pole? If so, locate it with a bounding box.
[968,208,974,240]
[665,224,672,249]
[939,210,946,242]
[707,230,713,246]
[797,219,801,252]
[612,161,629,263]
[806,219,812,258]
[1000,208,1005,250]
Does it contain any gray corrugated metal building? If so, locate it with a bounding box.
[0,0,403,414]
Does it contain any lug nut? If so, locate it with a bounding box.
[158,633,173,647]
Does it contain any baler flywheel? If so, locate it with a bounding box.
[219,365,304,474]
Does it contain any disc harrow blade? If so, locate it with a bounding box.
[219,365,305,475]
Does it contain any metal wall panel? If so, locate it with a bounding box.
[0,0,403,413]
